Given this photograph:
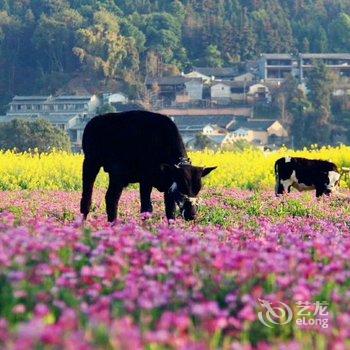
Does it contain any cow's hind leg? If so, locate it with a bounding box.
[80,158,100,219]
[105,174,124,223]
[140,182,153,214]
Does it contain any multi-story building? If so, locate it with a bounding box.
[7,95,100,119]
[259,53,350,83]
[259,54,299,82]
[4,95,101,151]
[299,53,350,80]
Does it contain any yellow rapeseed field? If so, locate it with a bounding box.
[0,146,350,190]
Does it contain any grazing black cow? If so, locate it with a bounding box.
[80,111,216,222]
[275,157,340,197]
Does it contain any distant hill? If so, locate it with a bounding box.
[0,0,350,111]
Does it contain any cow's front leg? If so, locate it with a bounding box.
[105,174,124,223]
[315,186,325,198]
[140,182,153,213]
[164,192,176,221]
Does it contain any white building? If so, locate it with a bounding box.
[211,81,249,103]
[103,93,129,105]
[7,95,101,119]
[5,95,102,151]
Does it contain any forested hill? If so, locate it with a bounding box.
[1,0,350,109]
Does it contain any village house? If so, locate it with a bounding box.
[4,95,102,151]
[259,53,350,83]
[211,81,249,103]
[233,72,256,82]
[259,54,298,83]
[145,76,203,106]
[7,95,100,119]
[159,107,250,142]
[226,119,288,146]
[190,67,237,81]
[299,53,350,80]
[103,92,129,106]
[247,83,271,102]
[183,71,211,84]
[202,124,228,135]
[210,80,270,104]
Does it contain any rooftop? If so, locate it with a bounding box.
[54,95,93,101]
[207,135,226,144]
[11,96,50,102]
[261,54,293,60]
[146,76,202,86]
[173,116,235,131]
[228,119,278,132]
[211,80,251,87]
[192,67,237,77]
[158,107,252,117]
[300,53,350,60]
[232,127,250,135]
[10,95,94,103]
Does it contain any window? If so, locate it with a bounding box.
[231,87,244,94]
[75,103,84,110]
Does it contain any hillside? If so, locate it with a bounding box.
[0,0,350,112]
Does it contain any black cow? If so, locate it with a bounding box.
[80,111,216,222]
[275,157,340,197]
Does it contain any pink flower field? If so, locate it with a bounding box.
[0,189,350,349]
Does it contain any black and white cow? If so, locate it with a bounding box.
[80,111,216,222]
[275,157,340,197]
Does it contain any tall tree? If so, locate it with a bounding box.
[73,10,128,78]
[305,62,335,145]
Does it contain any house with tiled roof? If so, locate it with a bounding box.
[226,118,288,146]
[4,95,101,151]
[191,67,237,81]
[146,76,203,104]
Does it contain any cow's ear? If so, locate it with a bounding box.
[201,166,217,177]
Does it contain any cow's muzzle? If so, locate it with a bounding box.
[179,195,199,221]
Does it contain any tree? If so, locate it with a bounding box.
[307,62,334,124]
[96,103,116,114]
[329,13,350,52]
[0,119,71,152]
[305,62,335,145]
[194,133,214,150]
[277,75,312,148]
[203,45,223,67]
[73,10,128,78]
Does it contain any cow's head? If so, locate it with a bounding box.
[161,163,217,220]
[325,170,341,193]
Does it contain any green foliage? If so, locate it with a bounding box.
[0,119,71,152]
[193,133,215,150]
[96,103,116,114]
[1,1,350,110]
[204,45,223,67]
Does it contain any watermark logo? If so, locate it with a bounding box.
[257,299,329,329]
[258,299,293,328]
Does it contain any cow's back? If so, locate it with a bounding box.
[82,111,186,170]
